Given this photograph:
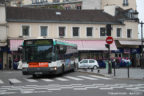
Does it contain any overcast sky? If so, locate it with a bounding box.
[137,0,144,22]
[137,0,144,38]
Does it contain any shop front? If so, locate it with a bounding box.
[66,40,117,60]
[9,39,23,69]
[115,40,141,67]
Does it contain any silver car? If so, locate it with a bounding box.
[78,59,99,69]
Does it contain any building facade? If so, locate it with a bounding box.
[0,2,8,69]
[5,0,137,11]
[0,0,140,69]
[102,0,137,10]
[4,6,139,69]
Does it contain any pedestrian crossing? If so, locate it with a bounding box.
[0,80,4,84]
[0,83,144,95]
[0,75,111,84]
[9,79,22,83]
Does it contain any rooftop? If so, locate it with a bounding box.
[6,7,121,24]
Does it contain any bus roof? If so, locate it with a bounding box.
[23,39,77,47]
[53,39,77,47]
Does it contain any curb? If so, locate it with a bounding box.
[77,70,144,80]
[77,70,109,77]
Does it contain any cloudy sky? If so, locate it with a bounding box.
[137,0,144,21]
[137,0,144,38]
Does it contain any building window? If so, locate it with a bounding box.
[100,27,106,36]
[22,26,29,36]
[59,27,65,37]
[32,0,35,4]
[87,27,93,37]
[117,28,122,37]
[127,29,132,38]
[73,27,79,37]
[35,0,39,3]
[53,0,60,3]
[40,26,47,36]
[123,0,128,6]
[63,0,69,2]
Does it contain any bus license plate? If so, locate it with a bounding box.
[35,72,42,74]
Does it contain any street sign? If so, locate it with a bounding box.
[106,36,113,44]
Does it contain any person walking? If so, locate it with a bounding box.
[9,57,12,70]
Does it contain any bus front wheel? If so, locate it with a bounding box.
[32,74,39,78]
[61,65,64,74]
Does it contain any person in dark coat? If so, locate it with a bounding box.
[9,57,12,70]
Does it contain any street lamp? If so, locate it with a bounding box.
[140,21,144,68]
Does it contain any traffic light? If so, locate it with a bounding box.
[106,24,112,36]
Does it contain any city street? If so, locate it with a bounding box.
[0,70,144,96]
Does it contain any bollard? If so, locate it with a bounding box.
[91,68,93,72]
[97,69,100,73]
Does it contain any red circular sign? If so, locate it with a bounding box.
[106,36,113,44]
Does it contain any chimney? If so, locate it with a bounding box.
[104,5,118,16]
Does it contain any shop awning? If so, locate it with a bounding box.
[66,40,117,51]
[119,40,141,46]
[10,40,23,51]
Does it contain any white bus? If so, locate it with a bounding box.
[22,39,78,77]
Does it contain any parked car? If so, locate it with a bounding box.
[78,59,99,69]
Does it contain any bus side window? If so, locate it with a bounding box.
[59,46,66,54]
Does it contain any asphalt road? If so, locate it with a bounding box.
[0,70,144,96]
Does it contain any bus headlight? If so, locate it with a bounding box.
[54,67,57,70]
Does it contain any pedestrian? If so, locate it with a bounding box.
[116,58,120,68]
[17,58,23,70]
[9,57,12,70]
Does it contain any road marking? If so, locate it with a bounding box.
[25,79,38,83]
[64,76,83,80]
[56,78,69,81]
[41,79,54,82]
[0,80,4,84]
[0,83,144,95]
[8,79,21,83]
[99,87,113,90]
[77,76,98,80]
[89,75,111,80]
[73,88,87,90]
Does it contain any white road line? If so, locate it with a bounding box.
[56,78,69,81]
[0,80,4,84]
[99,87,113,90]
[64,76,83,80]
[77,76,98,80]
[89,75,111,80]
[41,79,54,82]
[8,79,21,83]
[25,79,38,83]
[48,88,61,91]
[126,88,140,90]
[73,88,87,90]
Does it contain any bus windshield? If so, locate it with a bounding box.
[25,45,53,62]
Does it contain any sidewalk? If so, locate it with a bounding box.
[78,68,144,80]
